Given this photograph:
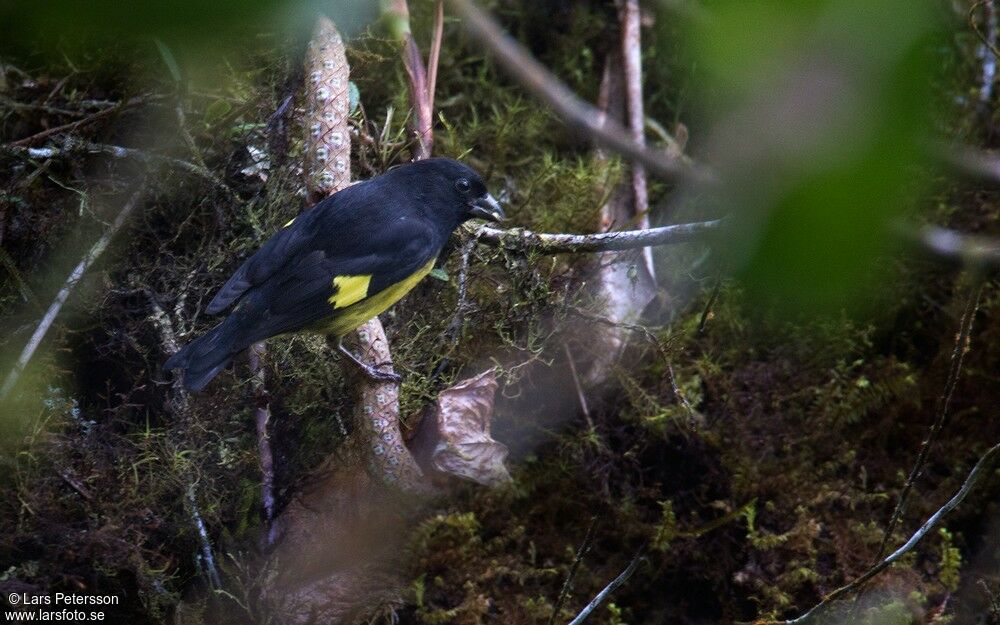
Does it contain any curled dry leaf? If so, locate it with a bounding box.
[422,369,510,487]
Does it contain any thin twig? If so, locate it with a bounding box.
[471,219,723,254]
[696,271,723,335]
[776,442,1000,625]
[248,343,276,544]
[549,515,598,625]
[620,0,654,279]
[188,485,223,589]
[566,546,645,625]
[562,343,593,430]
[873,280,984,561]
[1,138,233,197]
[6,95,153,147]
[427,0,445,112]
[0,186,147,400]
[448,0,708,184]
[444,237,477,346]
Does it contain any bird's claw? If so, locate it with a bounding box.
[357,363,402,384]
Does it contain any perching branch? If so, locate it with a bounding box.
[448,0,709,184]
[776,441,1000,625]
[0,185,147,400]
[471,219,724,254]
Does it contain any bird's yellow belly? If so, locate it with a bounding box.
[314,258,436,337]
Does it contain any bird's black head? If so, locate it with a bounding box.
[386,157,505,227]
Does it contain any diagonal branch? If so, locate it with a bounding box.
[775,441,1000,625]
[566,546,645,625]
[0,185,147,400]
[448,0,709,184]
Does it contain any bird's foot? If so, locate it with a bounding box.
[336,339,402,384]
[354,361,403,384]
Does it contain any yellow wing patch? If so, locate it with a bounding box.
[329,274,372,309]
[283,217,296,228]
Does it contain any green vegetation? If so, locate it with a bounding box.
[1,2,999,624]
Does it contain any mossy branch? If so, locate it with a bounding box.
[470,219,724,254]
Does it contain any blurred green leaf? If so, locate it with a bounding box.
[204,99,233,127]
[154,38,183,83]
[692,0,943,313]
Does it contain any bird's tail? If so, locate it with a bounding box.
[163,316,247,392]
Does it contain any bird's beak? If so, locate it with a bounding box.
[469,193,506,223]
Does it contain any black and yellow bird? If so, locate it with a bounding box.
[164,158,504,391]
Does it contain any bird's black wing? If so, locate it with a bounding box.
[235,215,441,342]
[205,201,333,315]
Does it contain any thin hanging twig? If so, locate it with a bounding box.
[1,185,147,399]
[427,0,445,112]
[548,515,599,625]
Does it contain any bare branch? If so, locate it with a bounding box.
[1,139,233,197]
[448,0,709,184]
[471,219,723,254]
[0,186,147,400]
[5,95,155,147]
[776,441,1000,625]
[620,0,654,278]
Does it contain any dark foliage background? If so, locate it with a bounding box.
[1,1,999,624]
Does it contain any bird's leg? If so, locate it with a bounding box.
[335,336,403,383]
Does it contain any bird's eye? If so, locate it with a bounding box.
[455,178,471,193]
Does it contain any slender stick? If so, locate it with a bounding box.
[549,516,598,625]
[1,139,233,197]
[0,186,146,399]
[188,486,223,589]
[6,96,152,147]
[448,0,706,184]
[620,0,654,278]
[777,442,1000,625]
[248,343,276,544]
[566,547,645,625]
[427,0,445,111]
[873,281,984,561]
[563,343,593,430]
